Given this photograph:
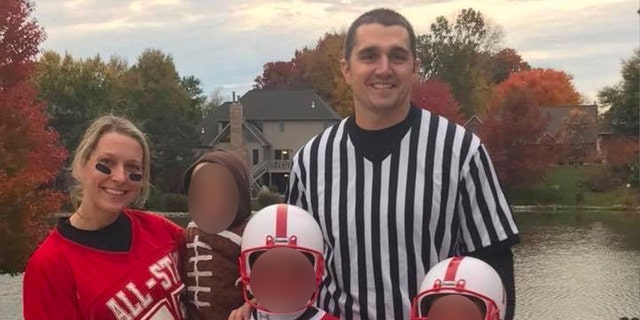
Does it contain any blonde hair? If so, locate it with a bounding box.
[70,115,151,209]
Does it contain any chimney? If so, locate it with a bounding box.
[229,100,248,167]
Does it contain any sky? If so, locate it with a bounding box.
[33,0,639,104]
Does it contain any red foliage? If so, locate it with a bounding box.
[603,135,639,167]
[496,68,582,107]
[0,0,46,90]
[411,78,465,124]
[0,82,67,273]
[253,61,310,90]
[481,88,555,188]
[0,0,65,274]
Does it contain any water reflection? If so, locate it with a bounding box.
[514,211,640,320]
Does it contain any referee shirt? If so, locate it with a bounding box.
[285,106,519,320]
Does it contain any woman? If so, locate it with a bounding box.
[23,115,185,320]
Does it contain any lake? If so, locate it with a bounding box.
[1,211,639,320]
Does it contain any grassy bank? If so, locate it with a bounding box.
[507,166,639,206]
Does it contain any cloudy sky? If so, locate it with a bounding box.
[33,0,638,103]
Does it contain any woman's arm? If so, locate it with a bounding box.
[23,249,82,320]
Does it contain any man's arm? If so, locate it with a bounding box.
[456,144,520,320]
[468,246,516,320]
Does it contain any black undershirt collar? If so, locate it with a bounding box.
[346,105,421,163]
[57,212,132,252]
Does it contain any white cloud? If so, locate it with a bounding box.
[33,0,638,102]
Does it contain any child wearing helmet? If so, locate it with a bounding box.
[181,151,252,320]
[411,256,507,320]
[239,204,338,320]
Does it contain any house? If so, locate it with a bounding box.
[196,89,341,194]
[462,105,600,164]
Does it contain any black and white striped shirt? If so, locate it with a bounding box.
[285,106,519,320]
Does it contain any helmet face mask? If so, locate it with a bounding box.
[411,257,506,320]
[413,289,497,320]
[239,204,325,315]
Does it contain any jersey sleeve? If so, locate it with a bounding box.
[23,245,82,320]
[456,144,520,255]
[284,152,309,211]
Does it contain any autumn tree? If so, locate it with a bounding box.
[556,108,598,166]
[0,0,67,274]
[485,48,531,84]
[497,68,582,107]
[254,61,310,90]
[254,32,353,117]
[411,78,464,124]
[481,88,554,189]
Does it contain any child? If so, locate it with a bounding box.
[238,204,338,320]
[411,256,506,320]
[182,150,252,320]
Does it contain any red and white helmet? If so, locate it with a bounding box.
[238,204,325,311]
[411,256,506,320]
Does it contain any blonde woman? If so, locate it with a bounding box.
[23,115,186,320]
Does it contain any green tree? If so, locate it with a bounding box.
[122,49,201,195]
[181,75,208,115]
[599,49,639,137]
[34,51,128,153]
[417,8,507,117]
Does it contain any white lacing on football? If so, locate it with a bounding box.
[186,234,213,308]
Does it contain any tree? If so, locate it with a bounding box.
[254,32,353,117]
[481,88,554,189]
[598,49,639,137]
[411,78,464,124]
[181,75,207,114]
[295,32,352,117]
[0,0,45,90]
[496,68,582,107]
[122,49,201,194]
[417,8,504,117]
[34,51,128,153]
[557,108,597,166]
[200,87,225,117]
[254,61,310,90]
[485,48,531,84]
[0,0,66,274]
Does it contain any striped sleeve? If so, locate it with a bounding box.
[457,144,519,254]
[285,149,309,211]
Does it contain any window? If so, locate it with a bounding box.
[275,149,292,160]
[253,149,260,166]
[279,122,285,132]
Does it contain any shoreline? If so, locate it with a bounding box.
[53,205,640,218]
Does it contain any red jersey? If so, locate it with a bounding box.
[23,209,186,320]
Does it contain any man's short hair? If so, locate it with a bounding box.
[344,8,417,61]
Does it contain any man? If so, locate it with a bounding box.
[284,8,519,320]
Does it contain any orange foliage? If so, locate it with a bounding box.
[496,68,582,107]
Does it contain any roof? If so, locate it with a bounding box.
[213,89,341,122]
[543,105,598,134]
[196,113,219,145]
[208,122,271,147]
